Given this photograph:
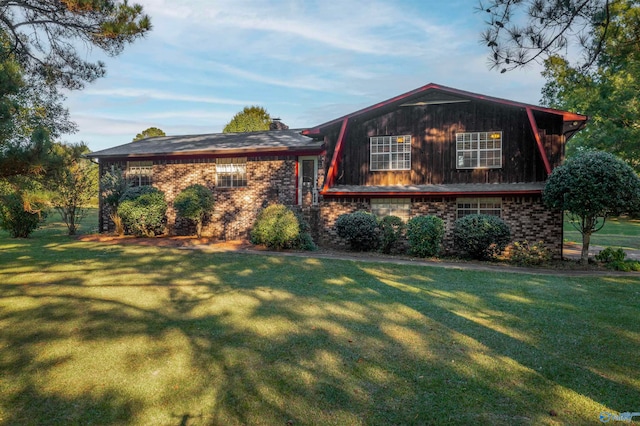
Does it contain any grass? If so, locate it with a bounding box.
[0,212,639,425]
[564,215,640,250]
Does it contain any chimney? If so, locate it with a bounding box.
[269,118,289,130]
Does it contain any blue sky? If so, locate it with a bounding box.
[64,0,548,152]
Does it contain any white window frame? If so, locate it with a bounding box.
[370,135,411,171]
[371,198,411,221]
[216,157,247,188]
[126,161,153,186]
[456,197,502,218]
[456,131,502,169]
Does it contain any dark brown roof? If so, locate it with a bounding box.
[87,129,322,159]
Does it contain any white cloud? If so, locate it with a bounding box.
[82,88,255,106]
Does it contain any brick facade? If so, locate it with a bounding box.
[99,157,563,258]
[99,156,298,240]
[313,195,563,258]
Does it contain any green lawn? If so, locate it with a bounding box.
[0,214,639,425]
[564,215,640,250]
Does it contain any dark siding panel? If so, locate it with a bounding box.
[337,100,558,186]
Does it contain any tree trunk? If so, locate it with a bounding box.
[581,231,591,265]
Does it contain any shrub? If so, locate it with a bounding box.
[117,187,167,237]
[0,192,47,238]
[510,240,552,266]
[174,184,214,238]
[119,185,158,203]
[293,210,317,251]
[406,215,445,257]
[595,247,627,263]
[335,211,379,251]
[250,204,301,250]
[378,215,405,254]
[453,214,511,260]
[608,260,640,272]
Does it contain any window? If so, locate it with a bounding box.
[126,161,152,186]
[371,198,410,221]
[457,198,502,218]
[370,135,411,171]
[456,131,502,169]
[216,157,247,188]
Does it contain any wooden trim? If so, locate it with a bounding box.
[526,107,552,175]
[322,118,349,192]
[321,189,543,197]
[303,83,588,135]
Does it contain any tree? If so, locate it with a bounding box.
[543,150,640,264]
[100,166,130,235]
[47,143,98,235]
[479,0,636,72]
[541,2,640,171]
[133,127,165,141]
[0,1,150,182]
[223,106,271,133]
[174,184,214,238]
[0,0,151,90]
[0,177,48,238]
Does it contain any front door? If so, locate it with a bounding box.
[298,156,318,206]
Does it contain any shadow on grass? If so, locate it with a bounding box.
[1,236,639,424]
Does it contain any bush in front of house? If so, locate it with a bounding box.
[406,215,445,258]
[595,247,627,263]
[594,247,640,271]
[0,192,47,238]
[174,184,214,238]
[509,240,552,266]
[251,204,310,250]
[335,211,379,251]
[118,187,167,237]
[453,214,511,260]
[378,215,405,254]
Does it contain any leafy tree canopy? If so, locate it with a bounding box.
[223,106,271,133]
[543,150,640,263]
[47,142,98,235]
[0,0,150,181]
[0,0,151,90]
[133,127,166,141]
[479,0,636,72]
[541,1,640,171]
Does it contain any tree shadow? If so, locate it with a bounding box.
[1,241,639,424]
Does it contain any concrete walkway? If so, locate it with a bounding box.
[192,241,640,278]
[564,243,640,260]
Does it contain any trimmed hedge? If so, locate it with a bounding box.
[406,215,445,257]
[251,204,316,250]
[174,184,214,238]
[335,211,379,251]
[453,214,510,260]
[378,215,405,254]
[118,187,167,237]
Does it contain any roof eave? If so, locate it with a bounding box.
[87,145,324,160]
[321,189,543,197]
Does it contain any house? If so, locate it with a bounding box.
[88,83,588,256]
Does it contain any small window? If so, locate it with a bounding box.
[371,198,410,221]
[126,161,152,186]
[216,157,247,188]
[456,131,502,169]
[370,135,411,171]
[457,197,502,218]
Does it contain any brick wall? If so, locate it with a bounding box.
[99,156,297,239]
[314,195,563,258]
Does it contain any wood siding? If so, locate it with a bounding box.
[324,100,566,186]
